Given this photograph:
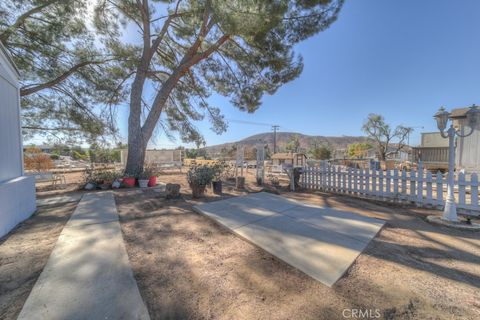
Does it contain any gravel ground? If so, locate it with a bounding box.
[116,173,480,320]
[0,201,78,320]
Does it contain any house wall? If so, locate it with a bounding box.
[0,55,22,181]
[421,132,449,148]
[0,44,36,238]
[455,119,480,174]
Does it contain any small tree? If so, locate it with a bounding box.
[24,147,54,171]
[310,145,331,160]
[347,142,372,159]
[362,114,412,161]
[285,134,301,153]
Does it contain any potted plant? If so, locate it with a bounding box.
[138,169,153,188]
[212,162,226,194]
[187,165,215,198]
[144,165,158,187]
[122,172,137,188]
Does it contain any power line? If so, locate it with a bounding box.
[226,119,274,127]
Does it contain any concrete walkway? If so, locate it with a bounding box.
[36,192,84,207]
[194,192,385,287]
[18,191,150,320]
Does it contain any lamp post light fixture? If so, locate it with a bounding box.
[434,104,480,221]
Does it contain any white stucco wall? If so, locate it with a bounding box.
[0,43,36,238]
[455,119,480,174]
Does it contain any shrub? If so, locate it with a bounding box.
[84,169,120,185]
[24,147,54,171]
[187,165,215,187]
[138,167,155,180]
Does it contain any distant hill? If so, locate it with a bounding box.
[204,132,370,155]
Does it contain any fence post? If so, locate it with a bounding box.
[379,169,384,199]
[327,164,331,191]
[410,169,416,202]
[386,170,391,196]
[471,173,479,211]
[315,166,320,190]
[372,169,377,196]
[347,168,352,194]
[308,166,312,189]
[365,169,370,195]
[332,165,335,191]
[401,169,407,200]
[393,169,399,198]
[426,171,433,205]
[458,172,466,209]
[359,168,364,194]
[436,171,443,208]
[342,169,347,193]
[417,162,423,204]
[324,163,327,190]
[353,167,358,194]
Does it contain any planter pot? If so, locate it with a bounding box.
[148,176,157,187]
[112,180,121,189]
[236,176,245,189]
[212,180,222,194]
[99,183,110,190]
[138,179,149,188]
[123,177,136,188]
[190,184,206,198]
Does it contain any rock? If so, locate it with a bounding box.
[165,183,181,199]
[84,182,96,190]
[112,180,121,189]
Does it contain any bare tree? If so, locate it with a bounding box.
[362,114,412,161]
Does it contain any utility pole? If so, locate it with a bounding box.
[271,125,279,154]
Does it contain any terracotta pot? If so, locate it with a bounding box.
[123,177,136,188]
[190,184,206,198]
[148,176,157,187]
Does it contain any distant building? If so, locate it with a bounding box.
[271,153,307,167]
[413,107,480,173]
[451,107,480,173]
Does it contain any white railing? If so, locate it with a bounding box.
[300,162,479,215]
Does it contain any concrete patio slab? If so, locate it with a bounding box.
[18,191,150,320]
[195,200,280,229]
[194,192,384,287]
[281,206,384,244]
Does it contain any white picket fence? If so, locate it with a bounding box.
[300,162,480,215]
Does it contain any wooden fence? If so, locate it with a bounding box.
[300,162,479,215]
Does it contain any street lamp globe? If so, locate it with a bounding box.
[466,104,480,129]
[434,107,450,132]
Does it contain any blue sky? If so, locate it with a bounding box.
[116,0,480,148]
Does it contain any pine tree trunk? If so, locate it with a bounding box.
[125,71,147,174]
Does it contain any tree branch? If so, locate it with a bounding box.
[20,59,114,96]
[0,0,58,42]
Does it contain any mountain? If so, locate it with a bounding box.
[203,132,370,155]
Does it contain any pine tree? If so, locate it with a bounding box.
[94,0,344,173]
[0,0,130,142]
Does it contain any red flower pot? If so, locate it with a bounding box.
[148,176,157,187]
[123,177,136,188]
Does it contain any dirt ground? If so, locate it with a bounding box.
[0,201,78,320]
[115,173,480,320]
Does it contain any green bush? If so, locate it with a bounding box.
[186,165,215,187]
